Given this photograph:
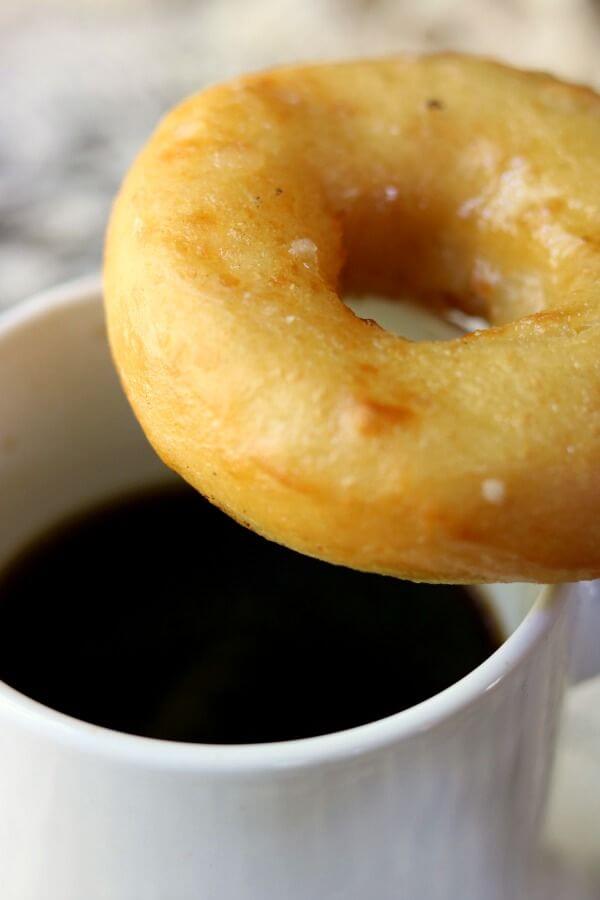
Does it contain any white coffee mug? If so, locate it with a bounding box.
[0,279,594,900]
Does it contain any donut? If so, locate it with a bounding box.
[104,54,600,584]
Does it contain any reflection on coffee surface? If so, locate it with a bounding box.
[0,484,501,743]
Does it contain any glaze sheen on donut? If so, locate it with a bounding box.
[104,55,600,584]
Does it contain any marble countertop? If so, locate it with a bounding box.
[2,0,600,308]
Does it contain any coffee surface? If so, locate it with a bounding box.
[0,483,501,743]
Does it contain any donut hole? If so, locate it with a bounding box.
[321,121,580,333]
[338,195,494,341]
[344,295,486,342]
[335,190,550,334]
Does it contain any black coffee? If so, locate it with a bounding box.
[0,483,501,743]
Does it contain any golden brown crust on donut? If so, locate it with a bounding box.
[104,54,600,583]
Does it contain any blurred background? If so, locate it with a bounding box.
[1,0,600,309]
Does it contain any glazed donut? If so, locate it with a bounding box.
[104,55,600,584]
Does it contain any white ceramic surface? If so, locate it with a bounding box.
[539,668,600,899]
[0,280,589,900]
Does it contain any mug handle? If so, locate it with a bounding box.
[569,581,600,682]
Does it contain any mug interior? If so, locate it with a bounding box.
[0,280,544,750]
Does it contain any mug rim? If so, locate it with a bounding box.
[0,277,569,774]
